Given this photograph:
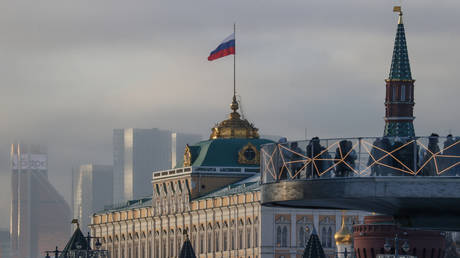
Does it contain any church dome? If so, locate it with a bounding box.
[210,96,259,139]
[335,215,353,246]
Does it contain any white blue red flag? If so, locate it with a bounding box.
[208,33,235,61]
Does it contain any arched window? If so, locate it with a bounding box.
[238,219,244,249]
[282,226,288,247]
[162,231,167,258]
[276,226,282,247]
[319,216,335,249]
[223,222,228,251]
[214,223,220,252]
[231,220,236,250]
[154,232,159,257]
[408,86,412,101]
[401,85,406,101]
[176,229,182,256]
[231,230,235,250]
[299,228,305,247]
[199,225,204,254]
[327,227,332,248]
[207,224,212,253]
[169,230,175,257]
[321,227,327,246]
[247,228,252,248]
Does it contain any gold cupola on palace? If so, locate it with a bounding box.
[335,214,353,246]
[209,95,260,139]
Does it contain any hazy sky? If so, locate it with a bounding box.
[1,0,459,228]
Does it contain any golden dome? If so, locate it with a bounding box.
[335,214,353,246]
[210,96,259,139]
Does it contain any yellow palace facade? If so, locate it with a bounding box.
[90,96,364,258]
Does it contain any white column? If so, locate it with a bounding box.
[291,211,297,258]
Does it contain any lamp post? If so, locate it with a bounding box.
[384,233,410,258]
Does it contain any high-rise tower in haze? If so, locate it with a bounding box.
[384,8,416,137]
[113,129,201,203]
[10,143,70,258]
[72,164,113,234]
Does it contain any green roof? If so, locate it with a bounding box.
[389,21,412,80]
[177,138,274,167]
[97,197,152,214]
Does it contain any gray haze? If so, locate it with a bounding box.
[1,0,460,228]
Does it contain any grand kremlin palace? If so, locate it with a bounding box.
[90,95,366,258]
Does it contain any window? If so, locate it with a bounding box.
[170,235,174,257]
[392,87,396,101]
[282,226,288,247]
[401,85,406,101]
[231,220,236,250]
[321,227,327,247]
[223,222,228,251]
[299,227,305,247]
[238,228,243,249]
[319,216,335,249]
[215,231,220,252]
[276,226,282,247]
[254,226,259,247]
[231,230,235,250]
[200,233,204,253]
[207,231,212,253]
[247,228,252,248]
[275,216,290,248]
[154,232,159,257]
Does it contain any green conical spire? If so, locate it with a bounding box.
[388,12,412,80]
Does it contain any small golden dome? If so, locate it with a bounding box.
[335,215,353,246]
[210,96,259,139]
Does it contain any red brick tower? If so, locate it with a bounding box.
[384,7,416,137]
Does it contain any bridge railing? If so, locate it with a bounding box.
[260,136,460,183]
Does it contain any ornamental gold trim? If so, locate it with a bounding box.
[238,142,260,165]
[184,145,191,167]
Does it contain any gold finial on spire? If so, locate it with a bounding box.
[393,6,403,24]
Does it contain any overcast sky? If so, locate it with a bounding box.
[0,0,459,228]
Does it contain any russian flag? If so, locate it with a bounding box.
[208,33,235,61]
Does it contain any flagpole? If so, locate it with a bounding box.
[233,23,236,99]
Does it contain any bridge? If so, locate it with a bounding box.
[260,136,460,230]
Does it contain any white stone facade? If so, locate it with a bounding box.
[91,183,365,258]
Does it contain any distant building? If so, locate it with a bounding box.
[113,128,201,203]
[72,164,113,234]
[10,143,70,258]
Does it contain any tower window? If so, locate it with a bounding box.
[392,87,396,101]
[401,85,406,101]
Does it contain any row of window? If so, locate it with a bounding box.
[275,225,334,248]
[99,220,259,258]
[390,85,412,102]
